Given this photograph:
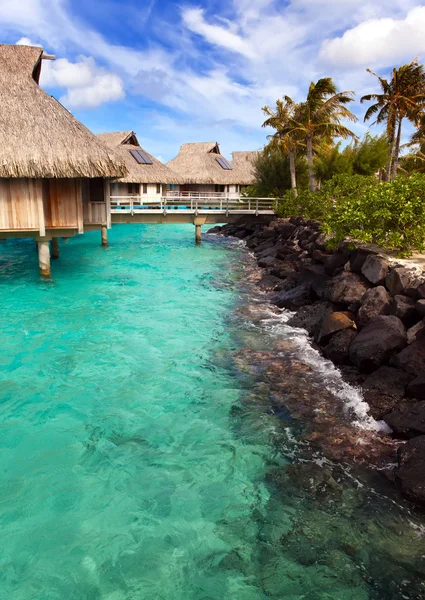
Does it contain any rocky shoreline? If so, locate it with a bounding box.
[209,218,425,508]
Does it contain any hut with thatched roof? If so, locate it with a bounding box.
[0,43,126,275]
[97,131,183,204]
[231,151,258,187]
[167,142,256,196]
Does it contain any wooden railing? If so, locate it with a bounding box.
[110,196,277,215]
[83,202,107,225]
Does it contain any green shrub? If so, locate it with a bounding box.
[277,172,425,255]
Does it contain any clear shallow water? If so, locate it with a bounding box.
[1,225,425,600]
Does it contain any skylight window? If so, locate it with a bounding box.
[130,149,153,165]
[216,157,232,170]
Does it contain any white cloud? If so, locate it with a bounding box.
[320,6,425,68]
[40,56,124,108]
[182,7,254,58]
[3,0,425,155]
[16,36,42,46]
[61,72,124,108]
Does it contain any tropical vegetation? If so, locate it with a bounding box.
[257,61,425,254]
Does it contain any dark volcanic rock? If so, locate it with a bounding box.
[348,315,407,373]
[361,254,390,285]
[407,320,425,345]
[286,301,333,337]
[273,284,312,310]
[390,295,417,327]
[258,255,277,268]
[323,252,349,276]
[416,299,425,318]
[316,311,356,344]
[327,272,369,307]
[357,286,390,328]
[256,275,286,292]
[349,248,374,274]
[385,267,413,297]
[276,222,296,239]
[384,401,425,438]
[323,329,357,365]
[418,282,425,299]
[362,366,414,420]
[396,436,425,505]
[407,374,425,400]
[391,333,425,376]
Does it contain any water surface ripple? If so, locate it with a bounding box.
[1,225,425,600]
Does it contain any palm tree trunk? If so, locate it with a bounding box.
[306,135,316,192]
[289,150,297,197]
[391,118,403,180]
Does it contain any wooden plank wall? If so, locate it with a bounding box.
[44,179,79,228]
[0,178,41,230]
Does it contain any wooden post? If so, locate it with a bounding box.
[195,223,201,245]
[38,241,50,277]
[51,237,59,259]
[101,225,108,246]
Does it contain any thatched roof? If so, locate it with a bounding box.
[167,142,253,185]
[0,44,126,179]
[97,131,183,184]
[231,151,258,185]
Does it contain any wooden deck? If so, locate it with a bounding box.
[110,196,276,224]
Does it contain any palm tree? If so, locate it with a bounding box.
[262,97,302,196]
[281,78,358,191]
[361,60,425,180]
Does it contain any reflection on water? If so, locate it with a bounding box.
[0,226,424,600]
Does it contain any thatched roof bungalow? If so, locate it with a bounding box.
[0,43,127,274]
[97,131,182,203]
[97,131,182,185]
[166,142,257,194]
[231,151,258,186]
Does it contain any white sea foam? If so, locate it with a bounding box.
[259,309,389,432]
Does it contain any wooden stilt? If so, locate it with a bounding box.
[51,237,59,259]
[38,241,51,277]
[101,225,108,247]
[195,224,201,245]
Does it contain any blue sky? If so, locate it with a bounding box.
[2,0,425,161]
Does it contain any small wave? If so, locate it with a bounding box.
[259,309,389,433]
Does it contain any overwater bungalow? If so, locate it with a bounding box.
[97,131,183,208]
[231,151,257,188]
[166,142,256,198]
[0,43,126,276]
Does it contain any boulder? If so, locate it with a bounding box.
[361,254,390,285]
[390,294,417,327]
[323,329,357,365]
[396,436,425,505]
[323,252,349,276]
[391,333,425,376]
[273,284,312,310]
[286,301,333,337]
[207,225,222,234]
[316,311,356,344]
[256,275,286,291]
[407,374,425,401]
[298,264,330,299]
[407,320,425,345]
[418,282,425,299]
[357,286,390,328]
[385,267,414,296]
[327,272,369,307]
[276,222,296,239]
[349,248,373,274]
[258,255,277,268]
[404,276,425,300]
[385,401,425,438]
[348,315,407,373]
[416,299,425,318]
[361,366,414,420]
[312,249,330,263]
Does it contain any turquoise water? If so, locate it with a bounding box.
[1,225,425,600]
